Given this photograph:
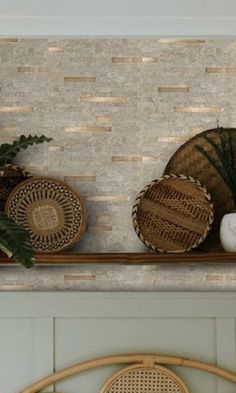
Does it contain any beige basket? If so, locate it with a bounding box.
[5,177,87,253]
[132,174,214,253]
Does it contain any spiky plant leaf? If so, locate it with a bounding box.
[217,131,236,181]
[0,135,53,168]
[219,129,231,157]
[203,135,226,166]
[229,130,236,173]
[195,144,232,188]
[195,129,236,207]
[0,212,34,268]
[202,133,236,183]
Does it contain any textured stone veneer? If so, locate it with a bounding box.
[1,263,236,291]
[1,37,236,252]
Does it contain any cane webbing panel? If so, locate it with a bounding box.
[100,364,190,393]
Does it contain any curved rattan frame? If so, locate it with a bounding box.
[132,174,214,253]
[19,353,236,393]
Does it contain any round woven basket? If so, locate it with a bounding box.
[0,164,31,211]
[132,174,214,253]
[164,127,236,250]
[5,177,87,253]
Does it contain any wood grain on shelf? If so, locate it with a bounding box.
[0,253,236,265]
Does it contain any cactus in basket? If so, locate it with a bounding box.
[0,135,53,267]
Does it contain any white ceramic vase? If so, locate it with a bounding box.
[220,213,236,252]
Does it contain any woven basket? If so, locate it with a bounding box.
[132,174,214,253]
[164,127,236,250]
[100,364,190,393]
[5,177,87,253]
[0,164,31,211]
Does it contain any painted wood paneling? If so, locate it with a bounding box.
[0,318,54,393]
[55,318,216,393]
[0,292,236,393]
[2,292,236,318]
[216,319,236,393]
[1,0,236,18]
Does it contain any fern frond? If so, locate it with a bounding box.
[0,135,53,168]
[0,212,34,268]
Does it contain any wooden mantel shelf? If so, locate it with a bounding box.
[1,253,236,291]
[1,252,236,265]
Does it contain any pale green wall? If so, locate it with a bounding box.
[1,292,236,393]
[0,0,236,35]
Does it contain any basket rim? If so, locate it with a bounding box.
[164,127,236,174]
[132,174,214,253]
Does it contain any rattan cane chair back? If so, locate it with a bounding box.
[19,353,236,393]
[100,364,189,393]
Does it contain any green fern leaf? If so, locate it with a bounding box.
[0,212,34,268]
[0,135,53,167]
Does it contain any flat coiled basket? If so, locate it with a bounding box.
[132,174,214,253]
[5,177,87,253]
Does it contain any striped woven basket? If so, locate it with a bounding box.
[132,174,214,253]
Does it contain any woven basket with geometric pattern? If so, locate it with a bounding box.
[5,177,87,253]
[132,174,214,253]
